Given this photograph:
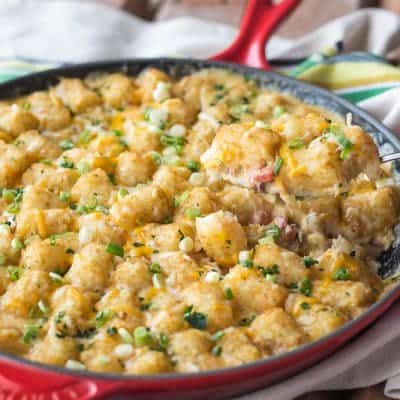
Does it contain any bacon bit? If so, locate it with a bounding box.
[250,210,272,225]
[283,224,298,242]
[274,216,287,229]
[252,166,274,184]
[273,217,298,243]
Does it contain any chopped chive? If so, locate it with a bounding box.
[185,207,202,219]
[59,140,74,150]
[273,106,286,118]
[107,326,117,336]
[60,158,74,169]
[288,138,304,149]
[106,242,124,257]
[211,345,222,357]
[95,309,114,328]
[300,302,311,310]
[224,287,233,300]
[118,327,133,344]
[134,326,153,346]
[299,278,313,297]
[158,333,169,351]
[77,160,89,175]
[273,157,283,176]
[240,259,253,268]
[76,204,90,215]
[149,263,162,274]
[303,256,318,268]
[186,160,200,172]
[265,273,278,283]
[6,203,20,214]
[325,124,353,160]
[8,266,21,281]
[118,188,128,198]
[259,224,281,245]
[332,267,350,281]
[184,305,207,330]
[79,130,91,144]
[59,191,70,202]
[23,324,40,344]
[160,135,186,153]
[211,331,225,342]
[238,314,256,326]
[112,129,123,137]
[11,238,24,250]
[163,216,173,224]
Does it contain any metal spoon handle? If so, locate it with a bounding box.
[380,152,400,163]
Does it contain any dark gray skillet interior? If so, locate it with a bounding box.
[0,57,399,386]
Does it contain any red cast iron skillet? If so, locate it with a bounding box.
[1,0,400,398]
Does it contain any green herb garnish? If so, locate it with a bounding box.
[8,266,21,281]
[325,124,353,160]
[288,138,304,149]
[60,157,74,169]
[186,160,200,172]
[332,267,350,281]
[303,256,318,268]
[160,135,186,155]
[149,263,162,274]
[300,302,311,310]
[59,140,74,150]
[79,130,91,144]
[106,242,124,257]
[185,207,202,219]
[23,324,40,344]
[273,157,283,176]
[184,305,207,330]
[238,314,256,327]
[273,106,286,118]
[134,326,153,346]
[224,287,234,300]
[299,278,313,297]
[59,191,70,202]
[211,345,222,357]
[95,310,114,328]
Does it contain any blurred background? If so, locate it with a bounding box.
[60,0,399,62]
[92,0,400,34]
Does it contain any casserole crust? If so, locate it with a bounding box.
[0,68,398,374]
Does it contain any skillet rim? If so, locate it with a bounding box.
[0,57,399,383]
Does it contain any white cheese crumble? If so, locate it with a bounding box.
[179,236,194,253]
[152,82,171,102]
[148,108,168,128]
[65,360,86,371]
[114,343,134,358]
[189,172,205,186]
[168,124,186,137]
[198,112,220,129]
[204,270,220,283]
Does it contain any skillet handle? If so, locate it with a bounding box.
[211,0,301,70]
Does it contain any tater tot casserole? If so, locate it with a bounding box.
[0,67,398,375]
